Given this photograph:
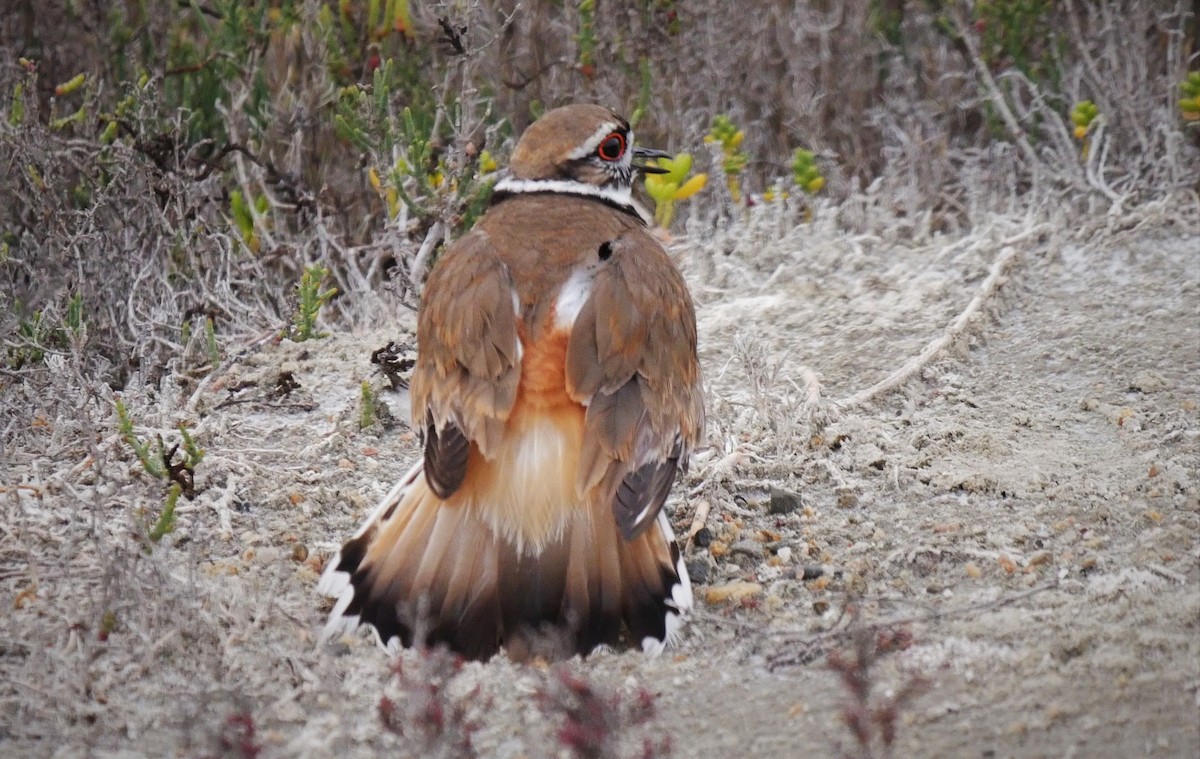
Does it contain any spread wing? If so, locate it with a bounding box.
[565,234,705,540]
[410,231,522,498]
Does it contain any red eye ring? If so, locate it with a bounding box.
[597,132,626,162]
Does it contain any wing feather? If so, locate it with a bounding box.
[411,232,522,495]
[565,234,704,538]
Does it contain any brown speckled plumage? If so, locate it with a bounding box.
[319,105,704,660]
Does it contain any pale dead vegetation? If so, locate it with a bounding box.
[2,1,1199,757]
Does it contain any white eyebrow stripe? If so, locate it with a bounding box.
[566,122,624,160]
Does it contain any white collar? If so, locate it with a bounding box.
[493,176,652,225]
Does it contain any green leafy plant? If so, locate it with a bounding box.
[1179,72,1200,123]
[230,190,270,253]
[629,57,653,128]
[644,153,707,227]
[148,484,181,543]
[115,399,203,545]
[968,0,1066,139]
[576,0,597,78]
[6,294,86,369]
[339,72,497,236]
[360,380,377,429]
[115,399,205,493]
[180,315,220,372]
[8,80,25,126]
[791,149,825,194]
[286,265,337,342]
[705,115,748,202]
[204,317,221,370]
[973,0,1062,87]
[1070,100,1099,157]
[98,609,118,641]
[162,0,275,145]
[8,312,53,369]
[115,398,166,478]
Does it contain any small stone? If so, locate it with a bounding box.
[767,487,803,515]
[730,540,764,560]
[1129,369,1168,393]
[801,565,824,581]
[775,546,793,564]
[692,527,713,548]
[853,443,887,472]
[1028,551,1052,567]
[684,557,711,585]
[703,581,763,605]
[965,562,982,578]
[812,600,830,615]
[291,544,309,562]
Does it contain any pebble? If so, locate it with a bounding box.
[1028,550,1053,567]
[1129,369,1168,393]
[730,540,764,560]
[703,581,763,605]
[853,443,886,472]
[767,487,803,515]
[685,557,711,585]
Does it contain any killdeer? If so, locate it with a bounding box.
[318,104,705,661]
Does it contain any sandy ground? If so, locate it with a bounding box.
[2,200,1197,758]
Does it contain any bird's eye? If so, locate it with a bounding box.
[597,132,626,162]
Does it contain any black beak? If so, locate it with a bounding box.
[632,146,672,174]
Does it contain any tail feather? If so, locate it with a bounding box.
[318,460,692,661]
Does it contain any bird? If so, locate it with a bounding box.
[318,104,705,661]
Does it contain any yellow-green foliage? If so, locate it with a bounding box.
[1180,73,1200,122]
[360,381,377,429]
[287,265,337,342]
[1070,100,1100,158]
[148,484,181,543]
[229,190,270,253]
[705,115,748,202]
[791,149,825,194]
[644,154,707,228]
[1070,101,1099,139]
[116,398,167,479]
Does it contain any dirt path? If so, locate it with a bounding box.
[1,207,1196,758]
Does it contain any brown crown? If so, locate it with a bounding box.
[508,104,628,182]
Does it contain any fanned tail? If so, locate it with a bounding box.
[317,461,692,661]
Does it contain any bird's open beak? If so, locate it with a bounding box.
[632,146,672,174]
